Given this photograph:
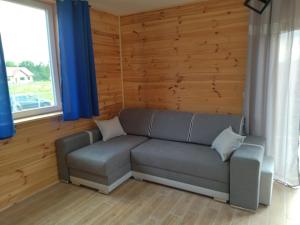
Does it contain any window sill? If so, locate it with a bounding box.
[14,111,63,125]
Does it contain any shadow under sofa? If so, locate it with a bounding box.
[56,108,268,211]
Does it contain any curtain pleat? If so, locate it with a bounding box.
[56,0,99,121]
[244,0,300,186]
[0,34,15,139]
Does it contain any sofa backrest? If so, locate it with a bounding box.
[119,108,243,145]
[149,110,193,142]
[119,108,154,136]
[90,128,102,142]
[189,114,243,146]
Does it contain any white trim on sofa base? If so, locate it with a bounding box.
[70,171,229,202]
[230,204,256,213]
[70,171,132,194]
[132,171,229,202]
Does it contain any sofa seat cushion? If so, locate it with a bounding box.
[67,135,148,177]
[131,139,229,184]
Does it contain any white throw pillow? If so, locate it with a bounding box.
[95,116,126,141]
[211,127,245,161]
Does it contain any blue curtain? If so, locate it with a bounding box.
[56,0,99,120]
[0,34,15,139]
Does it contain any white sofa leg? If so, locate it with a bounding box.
[214,197,228,203]
[98,188,109,195]
[72,180,81,186]
[133,176,144,181]
[132,172,144,181]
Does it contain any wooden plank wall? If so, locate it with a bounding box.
[0,0,249,211]
[92,9,123,118]
[0,9,122,210]
[121,0,248,114]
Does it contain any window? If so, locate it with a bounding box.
[0,0,61,119]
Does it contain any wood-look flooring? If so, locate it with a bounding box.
[0,179,299,225]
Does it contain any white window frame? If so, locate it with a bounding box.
[3,0,62,120]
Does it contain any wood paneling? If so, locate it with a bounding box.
[121,0,248,114]
[0,0,249,211]
[91,9,123,119]
[0,9,122,211]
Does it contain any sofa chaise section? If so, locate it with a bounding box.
[55,109,154,193]
[56,128,102,183]
[67,135,148,193]
[56,131,148,193]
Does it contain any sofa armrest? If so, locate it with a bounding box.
[230,137,265,210]
[55,128,101,182]
[244,136,265,150]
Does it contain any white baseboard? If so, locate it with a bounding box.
[70,171,132,194]
[132,171,229,201]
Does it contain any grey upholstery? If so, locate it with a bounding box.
[56,108,266,211]
[89,127,102,143]
[55,129,100,182]
[68,135,148,178]
[260,156,274,205]
[189,114,243,145]
[119,108,154,136]
[244,136,265,149]
[132,164,229,192]
[69,163,131,185]
[131,139,229,184]
[230,141,264,210]
[150,110,193,142]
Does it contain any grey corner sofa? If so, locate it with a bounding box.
[56,108,268,211]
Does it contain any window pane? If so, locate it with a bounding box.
[0,0,58,115]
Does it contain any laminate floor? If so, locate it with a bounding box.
[0,179,299,225]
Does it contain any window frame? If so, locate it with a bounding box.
[3,0,62,120]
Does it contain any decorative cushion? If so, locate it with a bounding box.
[212,127,245,161]
[95,117,126,141]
